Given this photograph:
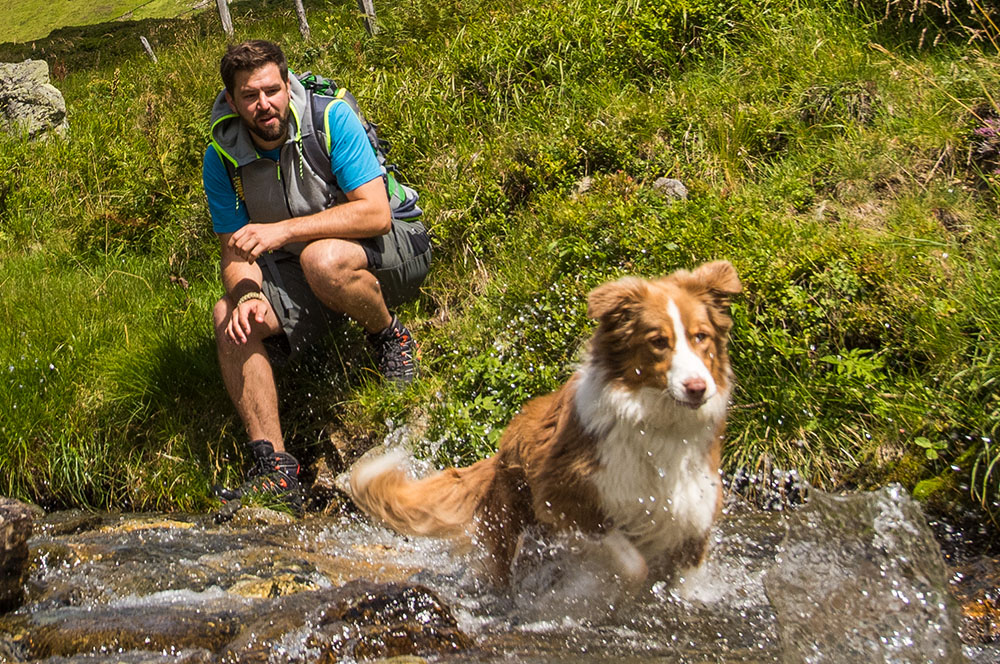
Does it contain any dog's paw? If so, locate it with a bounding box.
[604,530,648,585]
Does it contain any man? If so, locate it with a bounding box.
[202,40,431,507]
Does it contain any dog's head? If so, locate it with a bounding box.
[586,261,741,408]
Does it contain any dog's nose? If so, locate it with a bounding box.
[684,377,707,401]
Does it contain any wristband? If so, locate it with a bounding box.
[236,291,267,307]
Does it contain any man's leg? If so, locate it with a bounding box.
[298,238,391,333]
[298,238,418,383]
[212,295,287,451]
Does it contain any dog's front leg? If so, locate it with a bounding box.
[603,529,648,584]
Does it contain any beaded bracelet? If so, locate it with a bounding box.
[236,291,267,307]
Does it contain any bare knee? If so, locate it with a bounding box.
[300,240,366,294]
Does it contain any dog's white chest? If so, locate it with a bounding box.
[591,418,719,557]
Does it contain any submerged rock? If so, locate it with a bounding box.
[0,497,33,613]
[1,581,469,662]
[764,485,963,663]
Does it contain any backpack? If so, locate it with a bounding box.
[295,71,422,220]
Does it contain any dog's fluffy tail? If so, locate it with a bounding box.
[350,449,496,537]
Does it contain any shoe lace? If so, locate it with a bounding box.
[376,326,415,376]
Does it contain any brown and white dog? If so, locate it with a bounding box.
[350,261,741,585]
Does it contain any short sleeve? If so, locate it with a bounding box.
[202,146,250,234]
[325,101,384,194]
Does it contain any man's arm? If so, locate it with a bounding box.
[218,231,272,344]
[219,231,265,295]
[226,176,390,264]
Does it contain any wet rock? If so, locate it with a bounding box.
[316,581,472,661]
[35,510,104,537]
[4,605,241,659]
[949,555,1000,644]
[0,497,34,612]
[0,60,68,139]
[764,485,963,663]
[228,506,296,527]
[33,651,214,663]
[100,517,197,533]
[308,453,349,513]
[222,581,471,662]
[652,177,688,200]
[226,572,322,598]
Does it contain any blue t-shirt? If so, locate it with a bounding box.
[203,100,383,234]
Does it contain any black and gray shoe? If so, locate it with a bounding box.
[216,439,302,511]
[368,314,418,384]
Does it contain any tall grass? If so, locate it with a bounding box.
[0,0,998,518]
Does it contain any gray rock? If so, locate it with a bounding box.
[652,177,688,200]
[0,497,34,612]
[763,485,963,663]
[0,60,68,139]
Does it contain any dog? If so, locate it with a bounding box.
[350,261,741,585]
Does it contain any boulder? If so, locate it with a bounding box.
[0,60,68,139]
[0,497,34,612]
[652,177,688,200]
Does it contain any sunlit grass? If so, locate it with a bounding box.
[0,0,998,516]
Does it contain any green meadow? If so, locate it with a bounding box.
[7,0,202,43]
[1,0,998,521]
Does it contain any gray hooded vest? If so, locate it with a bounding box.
[209,76,343,254]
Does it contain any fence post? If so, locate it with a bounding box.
[140,36,158,63]
[355,0,378,35]
[293,0,311,40]
[216,0,234,37]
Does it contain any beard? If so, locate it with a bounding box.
[247,109,290,143]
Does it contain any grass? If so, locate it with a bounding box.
[0,0,998,521]
[7,0,204,43]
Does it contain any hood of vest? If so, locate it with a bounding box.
[210,74,309,168]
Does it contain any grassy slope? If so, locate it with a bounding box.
[1,0,998,518]
[6,0,202,43]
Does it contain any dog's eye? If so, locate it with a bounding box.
[692,332,710,344]
[650,335,671,350]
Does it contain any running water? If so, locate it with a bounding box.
[0,484,991,663]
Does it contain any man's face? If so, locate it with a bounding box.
[226,63,291,145]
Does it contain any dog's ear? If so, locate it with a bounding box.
[587,277,649,323]
[690,260,741,308]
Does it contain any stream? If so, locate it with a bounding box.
[0,483,997,663]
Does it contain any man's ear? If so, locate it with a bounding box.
[224,90,237,114]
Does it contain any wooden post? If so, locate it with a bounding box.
[355,0,378,35]
[140,36,157,63]
[293,0,311,41]
[217,0,234,38]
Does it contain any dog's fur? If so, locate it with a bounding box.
[350,261,741,584]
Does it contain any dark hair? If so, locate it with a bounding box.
[219,40,288,94]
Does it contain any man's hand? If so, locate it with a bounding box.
[229,222,288,263]
[226,297,270,344]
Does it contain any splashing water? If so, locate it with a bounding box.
[0,486,986,662]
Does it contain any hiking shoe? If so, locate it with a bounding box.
[368,314,418,384]
[216,439,303,511]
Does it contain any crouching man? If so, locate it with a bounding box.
[202,40,431,507]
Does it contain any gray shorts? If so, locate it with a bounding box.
[259,219,431,357]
